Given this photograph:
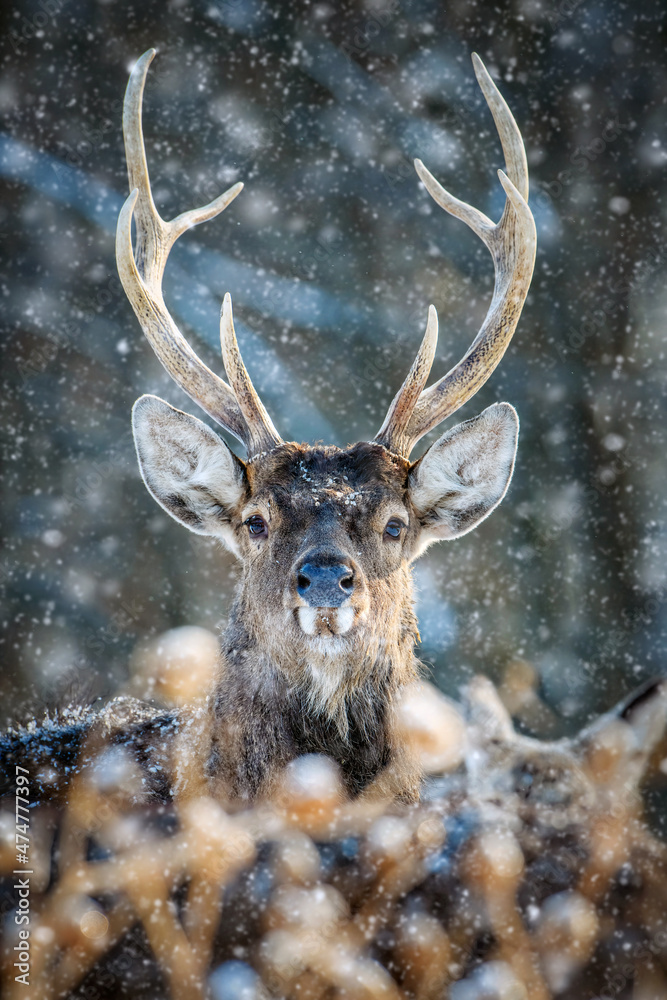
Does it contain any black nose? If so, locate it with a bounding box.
[296,560,355,607]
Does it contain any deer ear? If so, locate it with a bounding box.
[409,402,518,555]
[461,676,518,785]
[464,675,517,743]
[575,677,667,787]
[132,395,247,555]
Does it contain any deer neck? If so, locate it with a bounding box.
[210,588,420,798]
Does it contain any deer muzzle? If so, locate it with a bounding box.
[292,551,363,637]
[296,561,355,607]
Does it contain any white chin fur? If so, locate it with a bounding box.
[297,607,318,636]
[336,605,355,634]
[297,606,355,637]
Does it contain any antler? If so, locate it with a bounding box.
[116,49,283,458]
[375,53,537,459]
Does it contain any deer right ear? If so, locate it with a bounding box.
[408,402,519,557]
[132,395,247,556]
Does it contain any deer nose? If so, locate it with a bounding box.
[296,561,355,607]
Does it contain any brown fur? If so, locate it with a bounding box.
[128,397,520,805]
[181,442,424,803]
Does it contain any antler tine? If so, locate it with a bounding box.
[220,294,282,457]
[374,53,536,458]
[117,49,282,454]
[374,306,438,457]
[471,51,528,202]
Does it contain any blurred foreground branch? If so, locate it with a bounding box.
[1,632,666,999]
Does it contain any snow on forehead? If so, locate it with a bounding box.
[249,442,408,503]
[294,459,366,506]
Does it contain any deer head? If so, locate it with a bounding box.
[463,675,667,836]
[117,51,536,719]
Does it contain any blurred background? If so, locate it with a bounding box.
[1,0,666,740]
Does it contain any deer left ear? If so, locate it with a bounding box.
[132,394,248,556]
[409,402,518,555]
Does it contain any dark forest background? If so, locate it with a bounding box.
[1,0,666,739]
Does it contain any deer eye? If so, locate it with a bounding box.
[384,518,404,540]
[245,515,268,538]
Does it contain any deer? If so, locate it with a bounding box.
[5,49,667,1000]
[3,48,538,808]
